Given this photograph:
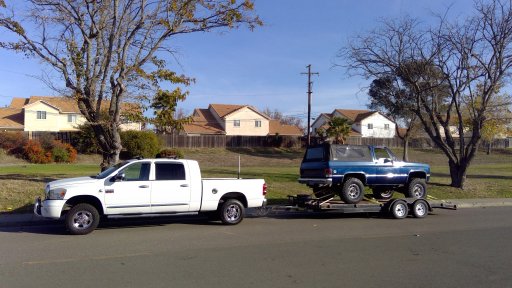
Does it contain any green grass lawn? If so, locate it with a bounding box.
[0,147,511,212]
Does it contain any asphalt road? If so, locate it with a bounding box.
[1,207,511,288]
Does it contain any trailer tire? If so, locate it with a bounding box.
[405,178,427,199]
[412,199,429,218]
[372,187,394,200]
[340,177,365,204]
[219,199,245,225]
[65,203,100,235]
[390,200,408,219]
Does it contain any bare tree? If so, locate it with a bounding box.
[339,0,512,188]
[0,0,261,170]
[262,107,305,133]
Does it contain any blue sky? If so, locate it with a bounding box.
[0,0,473,122]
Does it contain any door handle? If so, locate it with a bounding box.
[180,184,189,187]
[139,185,149,188]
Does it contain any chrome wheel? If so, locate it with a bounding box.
[412,184,425,198]
[72,210,93,230]
[394,203,407,217]
[347,184,361,199]
[412,199,429,218]
[225,204,241,222]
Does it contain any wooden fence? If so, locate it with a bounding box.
[17,131,512,150]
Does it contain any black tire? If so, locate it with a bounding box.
[65,203,100,235]
[340,177,365,204]
[372,187,394,200]
[219,199,245,225]
[405,178,427,198]
[412,199,429,218]
[390,200,408,219]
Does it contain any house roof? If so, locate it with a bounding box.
[334,109,378,123]
[10,96,140,115]
[182,109,225,135]
[209,104,270,119]
[269,120,303,136]
[0,108,24,129]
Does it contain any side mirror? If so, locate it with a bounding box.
[384,158,392,164]
[114,173,125,182]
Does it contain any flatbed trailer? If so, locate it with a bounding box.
[268,194,457,219]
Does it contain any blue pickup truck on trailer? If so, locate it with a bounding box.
[298,144,430,204]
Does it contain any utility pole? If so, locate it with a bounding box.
[301,64,319,146]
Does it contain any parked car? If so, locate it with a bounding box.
[298,143,430,204]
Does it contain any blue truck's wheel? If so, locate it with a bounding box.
[406,178,427,198]
[372,187,394,200]
[340,178,365,204]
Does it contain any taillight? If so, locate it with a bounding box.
[324,168,333,177]
[263,183,267,196]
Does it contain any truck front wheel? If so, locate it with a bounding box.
[405,178,427,198]
[65,203,100,235]
[340,178,365,204]
[219,199,245,225]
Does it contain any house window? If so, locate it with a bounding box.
[367,123,373,130]
[255,120,261,127]
[384,124,389,130]
[36,111,47,120]
[234,120,240,127]
[68,114,77,123]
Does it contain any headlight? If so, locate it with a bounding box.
[47,188,67,200]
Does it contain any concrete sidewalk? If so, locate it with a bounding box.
[1,198,512,228]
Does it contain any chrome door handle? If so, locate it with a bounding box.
[180,184,189,187]
[139,185,149,188]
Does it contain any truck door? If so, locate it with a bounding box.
[104,161,152,214]
[371,147,403,185]
[151,161,191,213]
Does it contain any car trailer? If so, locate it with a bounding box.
[265,194,457,219]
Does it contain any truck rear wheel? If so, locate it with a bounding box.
[65,203,100,235]
[219,199,245,225]
[340,178,365,204]
[405,178,427,198]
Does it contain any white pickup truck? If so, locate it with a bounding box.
[34,158,267,235]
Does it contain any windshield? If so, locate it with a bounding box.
[94,161,129,179]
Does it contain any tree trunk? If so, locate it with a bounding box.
[93,123,122,171]
[448,159,469,189]
[402,137,409,162]
[487,141,492,155]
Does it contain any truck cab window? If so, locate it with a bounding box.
[155,163,186,180]
[121,162,150,181]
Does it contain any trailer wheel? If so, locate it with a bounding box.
[219,199,245,225]
[65,203,100,235]
[405,178,427,198]
[372,187,394,200]
[412,199,429,218]
[340,178,365,204]
[390,200,408,219]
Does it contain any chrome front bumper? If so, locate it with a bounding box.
[34,197,42,216]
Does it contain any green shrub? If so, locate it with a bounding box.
[120,130,161,159]
[157,148,184,159]
[70,124,101,154]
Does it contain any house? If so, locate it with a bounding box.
[182,104,302,136]
[311,109,396,138]
[0,96,142,132]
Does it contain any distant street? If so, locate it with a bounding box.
[1,207,512,288]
